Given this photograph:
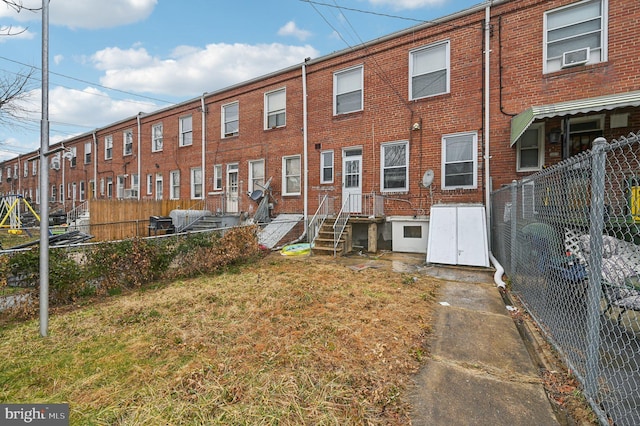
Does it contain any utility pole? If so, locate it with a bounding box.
[39,0,50,337]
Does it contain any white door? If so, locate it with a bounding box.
[227,163,239,213]
[342,149,362,213]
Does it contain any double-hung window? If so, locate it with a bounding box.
[410,40,450,100]
[222,102,239,137]
[265,88,286,129]
[32,160,37,176]
[282,155,301,196]
[179,115,193,147]
[334,65,363,115]
[516,124,544,172]
[146,174,153,195]
[442,132,478,190]
[152,123,163,152]
[381,141,409,192]
[320,150,334,184]
[104,135,113,160]
[84,141,92,164]
[248,160,265,193]
[191,167,202,199]
[123,130,133,156]
[170,170,180,200]
[544,0,607,73]
[23,162,27,177]
[213,164,223,191]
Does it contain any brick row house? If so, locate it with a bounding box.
[0,0,638,257]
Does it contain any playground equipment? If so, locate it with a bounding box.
[0,194,40,235]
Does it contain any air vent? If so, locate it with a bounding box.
[562,47,590,68]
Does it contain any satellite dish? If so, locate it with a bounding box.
[421,169,434,188]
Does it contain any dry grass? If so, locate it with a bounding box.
[0,253,439,425]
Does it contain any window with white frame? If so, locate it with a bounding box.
[69,147,77,167]
[381,141,409,192]
[131,174,139,191]
[123,130,133,156]
[6,166,11,180]
[79,181,85,201]
[246,160,264,194]
[100,178,105,196]
[320,150,334,184]
[213,164,223,191]
[265,88,286,129]
[89,180,95,199]
[544,0,607,73]
[170,170,180,200]
[23,162,27,177]
[516,124,544,172]
[106,177,113,198]
[14,163,18,177]
[442,132,478,190]
[147,174,153,195]
[567,114,604,157]
[410,40,450,100]
[105,135,113,160]
[155,173,163,200]
[32,160,37,176]
[117,175,125,199]
[334,66,363,115]
[152,123,163,152]
[191,167,202,199]
[59,183,64,202]
[84,141,92,164]
[222,102,239,137]
[51,185,56,203]
[179,115,193,147]
[282,155,301,196]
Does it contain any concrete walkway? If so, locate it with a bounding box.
[409,265,560,426]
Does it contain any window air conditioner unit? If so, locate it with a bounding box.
[562,47,589,68]
[124,188,138,199]
[50,159,60,170]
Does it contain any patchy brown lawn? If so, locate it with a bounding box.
[0,253,438,425]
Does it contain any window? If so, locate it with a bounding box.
[567,115,604,157]
[213,164,223,191]
[320,150,334,184]
[100,178,105,196]
[84,141,92,164]
[191,167,202,199]
[69,147,77,167]
[282,155,301,196]
[544,0,607,73]
[146,174,153,195]
[222,102,239,137]
[106,177,113,198]
[248,160,265,193]
[51,185,56,203]
[6,166,11,180]
[32,160,37,176]
[410,40,450,100]
[179,115,193,147]
[155,173,163,200]
[265,88,286,129]
[381,141,409,192]
[152,123,163,152]
[89,180,95,199]
[123,130,133,156]
[105,135,113,160]
[59,183,64,202]
[170,170,180,200]
[117,175,125,199]
[442,132,478,190]
[334,66,363,115]
[79,181,85,201]
[23,162,27,177]
[14,164,17,177]
[516,124,544,172]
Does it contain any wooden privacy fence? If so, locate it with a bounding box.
[87,199,184,241]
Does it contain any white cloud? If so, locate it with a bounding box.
[0,0,157,29]
[366,0,447,10]
[93,42,320,98]
[278,21,312,41]
[53,54,64,65]
[0,26,35,41]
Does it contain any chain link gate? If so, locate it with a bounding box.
[491,133,640,426]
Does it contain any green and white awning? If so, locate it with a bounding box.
[510,90,640,146]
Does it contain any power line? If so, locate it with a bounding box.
[299,0,428,23]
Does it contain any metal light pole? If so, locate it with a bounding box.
[39,0,50,337]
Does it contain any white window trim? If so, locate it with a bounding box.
[152,123,163,152]
[409,40,450,101]
[123,130,133,156]
[333,65,364,116]
[84,141,92,164]
[282,155,302,196]
[543,0,608,74]
[104,135,113,160]
[320,150,334,184]
[191,167,203,199]
[516,123,545,172]
[146,174,153,195]
[264,88,286,130]
[248,159,265,193]
[179,115,193,147]
[380,141,410,193]
[213,164,223,191]
[441,131,478,190]
[169,170,180,200]
[221,101,239,138]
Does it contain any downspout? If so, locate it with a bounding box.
[484,2,492,240]
[201,93,207,205]
[302,59,309,236]
[92,131,97,199]
[136,113,142,200]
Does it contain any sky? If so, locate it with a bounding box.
[0,0,484,161]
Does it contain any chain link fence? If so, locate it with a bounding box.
[491,133,640,426]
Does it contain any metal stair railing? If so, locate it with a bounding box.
[66,200,89,225]
[307,194,333,246]
[174,199,211,233]
[333,195,351,257]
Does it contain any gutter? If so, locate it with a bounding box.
[484,2,492,249]
[489,252,506,289]
[201,93,207,203]
[302,59,309,237]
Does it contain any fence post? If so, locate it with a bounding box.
[585,137,607,398]
[510,180,518,276]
